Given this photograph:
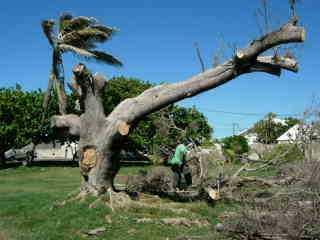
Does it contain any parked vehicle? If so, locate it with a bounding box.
[4,143,35,166]
[4,141,78,165]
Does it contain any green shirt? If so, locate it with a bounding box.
[169,144,188,166]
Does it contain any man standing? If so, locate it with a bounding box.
[168,140,193,190]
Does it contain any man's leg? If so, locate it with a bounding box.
[183,164,192,187]
[171,165,182,189]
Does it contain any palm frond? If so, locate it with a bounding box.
[89,50,122,66]
[91,25,117,36]
[76,27,113,42]
[41,20,55,46]
[60,31,82,46]
[61,27,115,48]
[67,16,97,31]
[59,44,122,66]
[59,12,73,34]
[59,44,96,58]
[60,31,94,49]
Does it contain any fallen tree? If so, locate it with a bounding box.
[51,15,305,196]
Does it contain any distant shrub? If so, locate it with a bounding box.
[221,136,249,162]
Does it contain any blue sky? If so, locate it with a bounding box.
[0,0,319,138]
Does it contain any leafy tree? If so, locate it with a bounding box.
[103,76,153,115]
[284,116,300,128]
[0,86,48,163]
[152,105,213,152]
[221,135,249,161]
[41,13,122,114]
[253,113,300,144]
[0,85,80,164]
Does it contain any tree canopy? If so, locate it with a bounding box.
[221,135,249,161]
[0,86,51,160]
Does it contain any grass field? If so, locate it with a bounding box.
[0,165,238,240]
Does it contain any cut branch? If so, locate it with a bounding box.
[51,114,81,136]
[235,17,305,62]
[109,18,305,125]
[256,56,298,72]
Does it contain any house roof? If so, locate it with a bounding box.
[277,123,320,142]
[277,124,300,141]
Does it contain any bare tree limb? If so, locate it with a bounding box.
[194,42,205,72]
[235,17,305,62]
[109,18,305,127]
[51,114,81,136]
[256,55,298,72]
[243,56,298,76]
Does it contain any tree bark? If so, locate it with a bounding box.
[51,17,305,196]
[42,70,54,111]
[43,49,67,115]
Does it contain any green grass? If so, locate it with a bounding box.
[0,166,231,240]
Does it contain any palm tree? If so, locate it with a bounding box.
[41,13,122,115]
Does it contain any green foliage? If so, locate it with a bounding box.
[102,77,156,150]
[284,117,300,128]
[0,86,77,159]
[0,86,44,155]
[252,112,300,144]
[103,76,152,115]
[169,105,213,141]
[221,135,249,161]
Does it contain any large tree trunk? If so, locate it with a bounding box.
[51,17,305,196]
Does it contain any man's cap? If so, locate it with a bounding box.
[183,138,193,147]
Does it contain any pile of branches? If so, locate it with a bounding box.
[222,197,320,240]
[279,160,320,192]
[219,160,320,240]
[126,167,174,196]
[125,166,211,202]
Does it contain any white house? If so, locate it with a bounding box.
[277,124,319,144]
[277,124,300,143]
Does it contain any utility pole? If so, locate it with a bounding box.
[232,123,239,136]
